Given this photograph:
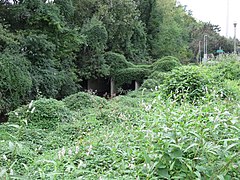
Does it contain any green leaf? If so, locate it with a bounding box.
[184,143,199,152]
[158,168,170,179]
[170,148,183,159]
[194,171,201,179]
[143,151,151,164]
[217,175,225,180]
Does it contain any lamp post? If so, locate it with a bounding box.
[198,41,202,63]
[203,35,208,63]
[234,22,237,54]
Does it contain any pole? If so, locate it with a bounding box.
[203,35,208,62]
[234,22,237,54]
[198,41,201,63]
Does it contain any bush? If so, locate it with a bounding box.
[104,52,134,74]
[63,92,108,111]
[163,66,213,102]
[149,71,168,81]
[214,80,240,101]
[141,72,170,90]
[215,59,240,81]
[141,79,159,90]
[8,98,72,129]
[114,67,151,87]
[163,64,240,102]
[152,56,181,72]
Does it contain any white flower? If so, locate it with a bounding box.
[61,147,66,157]
[10,169,14,175]
[86,145,92,156]
[31,107,35,113]
[68,149,72,156]
[145,104,152,111]
[75,146,80,154]
[28,100,33,109]
[2,155,7,161]
[58,151,62,160]
[77,160,86,168]
[129,163,135,169]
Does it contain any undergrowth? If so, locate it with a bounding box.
[0,58,239,179]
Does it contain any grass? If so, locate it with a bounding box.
[0,59,240,179]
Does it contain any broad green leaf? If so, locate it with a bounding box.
[170,148,183,159]
[158,168,170,179]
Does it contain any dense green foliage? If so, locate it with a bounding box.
[104,51,134,76]
[152,56,181,72]
[141,71,168,89]
[8,98,72,130]
[142,56,240,102]
[0,0,240,177]
[163,66,213,102]
[0,0,236,115]
[0,52,32,116]
[214,58,240,81]
[114,67,151,87]
[1,57,240,178]
[0,1,239,178]
[63,91,108,111]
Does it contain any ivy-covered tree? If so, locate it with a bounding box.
[73,0,147,63]
[6,0,83,97]
[100,0,147,62]
[76,16,109,79]
[0,24,32,120]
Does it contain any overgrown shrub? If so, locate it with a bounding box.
[105,52,134,75]
[152,56,181,72]
[141,72,170,90]
[214,59,240,81]
[114,67,151,87]
[148,71,168,80]
[8,98,72,129]
[63,92,108,111]
[163,64,240,102]
[163,66,213,102]
[141,79,159,89]
[214,80,240,100]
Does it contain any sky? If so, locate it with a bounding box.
[177,0,240,39]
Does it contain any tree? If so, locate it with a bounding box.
[73,0,147,63]
[189,21,234,59]
[0,24,32,119]
[1,0,84,98]
[136,0,194,62]
[76,16,109,79]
